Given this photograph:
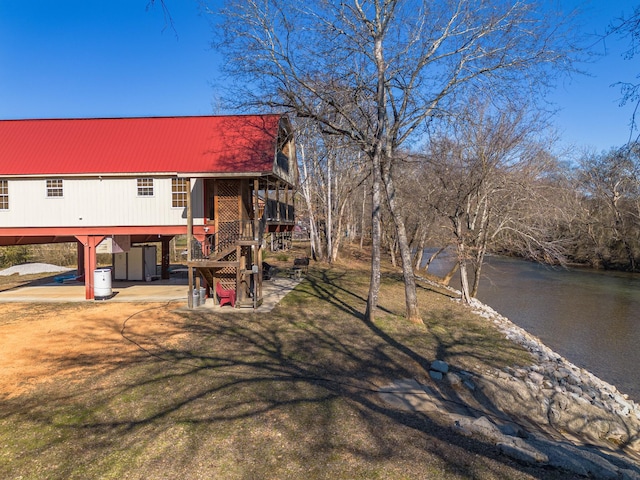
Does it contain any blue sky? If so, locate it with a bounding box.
[0,0,221,118]
[0,0,637,153]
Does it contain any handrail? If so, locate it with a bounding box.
[191,219,265,261]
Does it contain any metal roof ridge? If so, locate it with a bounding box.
[0,113,285,122]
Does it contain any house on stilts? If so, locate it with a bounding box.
[0,114,297,307]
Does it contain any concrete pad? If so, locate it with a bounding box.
[0,275,302,313]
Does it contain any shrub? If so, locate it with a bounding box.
[0,246,31,268]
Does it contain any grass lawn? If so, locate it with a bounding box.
[0,249,577,479]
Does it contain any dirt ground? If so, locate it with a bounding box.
[0,301,187,399]
[2,270,637,479]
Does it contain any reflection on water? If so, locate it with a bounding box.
[423,251,640,401]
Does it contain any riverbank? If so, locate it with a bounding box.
[474,254,640,403]
[410,274,640,477]
[1,257,639,478]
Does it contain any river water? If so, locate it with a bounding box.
[424,252,640,402]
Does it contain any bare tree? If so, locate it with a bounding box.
[147,0,177,35]
[575,145,640,270]
[388,153,444,272]
[298,140,324,261]
[213,0,579,321]
[425,100,564,302]
[298,122,368,263]
[608,5,640,142]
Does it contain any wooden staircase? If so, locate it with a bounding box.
[187,236,263,309]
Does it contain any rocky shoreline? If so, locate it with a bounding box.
[469,297,640,429]
[380,278,640,478]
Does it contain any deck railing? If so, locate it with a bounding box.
[263,198,295,223]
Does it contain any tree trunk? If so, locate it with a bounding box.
[471,251,485,298]
[383,158,421,323]
[300,143,324,261]
[385,229,397,267]
[471,200,490,297]
[394,216,422,323]
[412,231,427,271]
[360,177,367,250]
[365,24,386,324]
[365,154,382,322]
[441,262,459,286]
[331,197,348,262]
[455,218,472,303]
[424,246,447,273]
[326,154,333,263]
[458,251,472,304]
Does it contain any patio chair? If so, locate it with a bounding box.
[262,261,273,280]
[293,257,309,274]
[215,281,236,308]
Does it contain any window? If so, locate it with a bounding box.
[46,179,63,198]
[137,178,154,196]
[0,179,7,210]
[171,178,188,207]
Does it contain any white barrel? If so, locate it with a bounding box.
[94,268,112,299]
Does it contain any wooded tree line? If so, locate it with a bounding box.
[295,100,640,301]
[288,2,640,291]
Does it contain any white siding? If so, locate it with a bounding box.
[1,176,204,228]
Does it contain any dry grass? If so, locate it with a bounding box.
[0,245,578,479]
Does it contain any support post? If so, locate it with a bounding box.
[75,235,105,300]
[236,245,242,308]
[187,178,194,309]
[161,236,171,280]
[77,240,85,279]
[239,249,246,305]
[253,179,260,240]
[285,185,290,223]
[276,180,281,222]
[253,178,261,309]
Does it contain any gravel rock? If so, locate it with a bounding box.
[0,263,73,276]
[430,360,449,373]
[445,372,462,387]
[403,276,640,477]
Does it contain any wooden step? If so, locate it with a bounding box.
[208,245,238,262]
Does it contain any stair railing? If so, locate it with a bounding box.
[192,220,263,260]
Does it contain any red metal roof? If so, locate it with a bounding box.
[0,114,283,176]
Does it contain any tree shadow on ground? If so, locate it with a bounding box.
[1,269,634,479]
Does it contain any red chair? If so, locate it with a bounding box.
[215,281,236,308]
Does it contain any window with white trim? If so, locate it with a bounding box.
[171,178,188,207]
[46,179,63,198]
[0,179,7,210]
[137,178,154,196]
